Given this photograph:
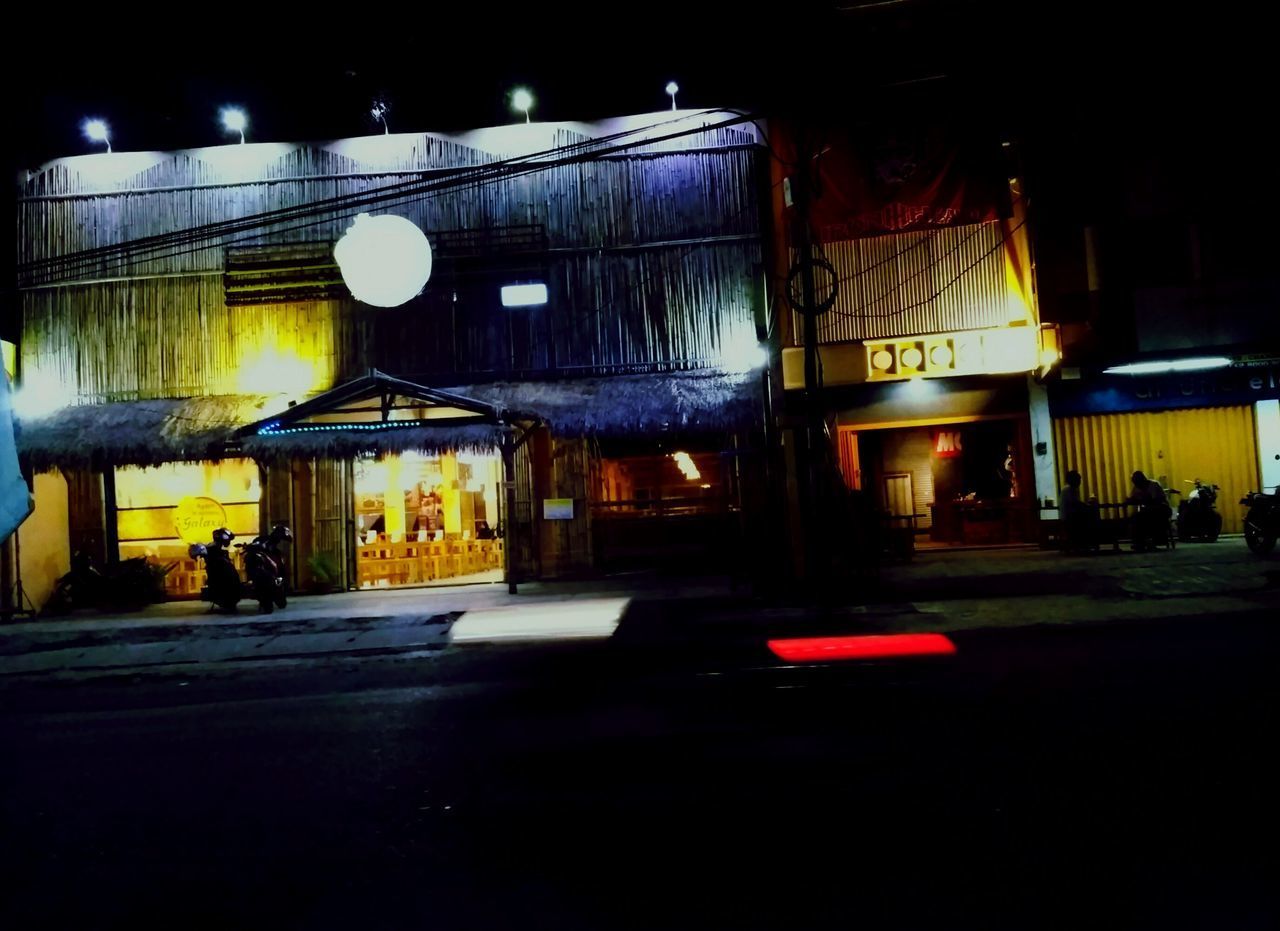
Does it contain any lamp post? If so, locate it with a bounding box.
[665,81,679,111]
[83,119,111,153]
[512,88,533,124]
[220,107,247,144]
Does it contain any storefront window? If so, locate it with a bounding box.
[352,451,503,589]
[114,459,262,598]
[844,418,1034,547]
[592,450,729,518]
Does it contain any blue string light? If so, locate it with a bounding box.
[256,421,437,436]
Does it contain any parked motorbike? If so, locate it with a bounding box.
[1241,487,1279,556]
[46,550,172,614]
[189,527,243,612]
[239,522,293,613]
[1177,478,1222,542]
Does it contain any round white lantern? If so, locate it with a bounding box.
[334,213,433,307]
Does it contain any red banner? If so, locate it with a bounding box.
[776,120,1008,243]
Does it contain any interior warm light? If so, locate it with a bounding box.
[900,347,923,368]
[672,451,701,481]
[768,633,957,663]
[871,349,894,370]
[1103,357,1231,375]
[1040,348,1060,368]
[334,213,433,307]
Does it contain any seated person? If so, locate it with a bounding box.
[1127,470,1170,551]
[1059,469,1098,552]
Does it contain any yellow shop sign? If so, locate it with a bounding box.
[173,496,228,545]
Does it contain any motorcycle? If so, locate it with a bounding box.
[189,527,243,612]
[239,522,293,613]
[1177,478,1222,542]
[1241,487,1279,556]
[46,550,172,614]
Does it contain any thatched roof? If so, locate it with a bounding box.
[15,395,278,471]
[239,424,507,463]
[17,371,760,470]
[448,372,759,437]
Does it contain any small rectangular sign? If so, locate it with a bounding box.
[543,498,574,520]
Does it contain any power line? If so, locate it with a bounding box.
[824,217,1026,321]
[20,110,761,286]
[21,109,731,275]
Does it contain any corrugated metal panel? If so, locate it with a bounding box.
[793,222,1008,345]
[1053,406,1259,534]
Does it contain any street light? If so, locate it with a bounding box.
[665,81,679,110]
[220,107,247,144]
[511,88,533,123]
[83,118,111,153]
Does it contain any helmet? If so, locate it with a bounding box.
[270,523,294,544]
[212,527,234,547]
[188,542,208,559]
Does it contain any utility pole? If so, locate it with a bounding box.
[787,123,835,591]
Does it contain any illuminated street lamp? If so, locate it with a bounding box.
[220,107,247,144]
[83,118,111,153]
[511,88,533,123]
[665,81,679,111]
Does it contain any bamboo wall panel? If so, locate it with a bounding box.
[21,130,763,401]
[791,222,1009,345]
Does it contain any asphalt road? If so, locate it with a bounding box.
[2,611,1276,930]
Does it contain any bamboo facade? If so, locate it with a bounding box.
[18,115,764,403]
[15,114,768,593]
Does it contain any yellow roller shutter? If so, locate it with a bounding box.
[1052,406,1259,533]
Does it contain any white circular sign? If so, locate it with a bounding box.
[334,213,433,307]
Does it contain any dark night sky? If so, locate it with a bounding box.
[3,1,1269,285]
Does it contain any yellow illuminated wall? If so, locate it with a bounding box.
[18,471,70,611]
[114,460,262,555]
[1053,406,1259,534]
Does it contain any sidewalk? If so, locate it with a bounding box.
[2,539,1275,679]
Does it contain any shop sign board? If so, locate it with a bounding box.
[543,498,574,520]
[933,430,964,458]
[1049,365,1280,416]
[174,496,228,545]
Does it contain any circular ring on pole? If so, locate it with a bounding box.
[784,258,839,316]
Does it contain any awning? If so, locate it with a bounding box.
[16,370,761,470]
[235,371,538,461]
[15,394,278,470]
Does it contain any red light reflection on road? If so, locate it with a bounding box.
[767,633,957,663]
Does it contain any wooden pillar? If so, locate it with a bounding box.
[102,465,118,565]
[501,435,518,595]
